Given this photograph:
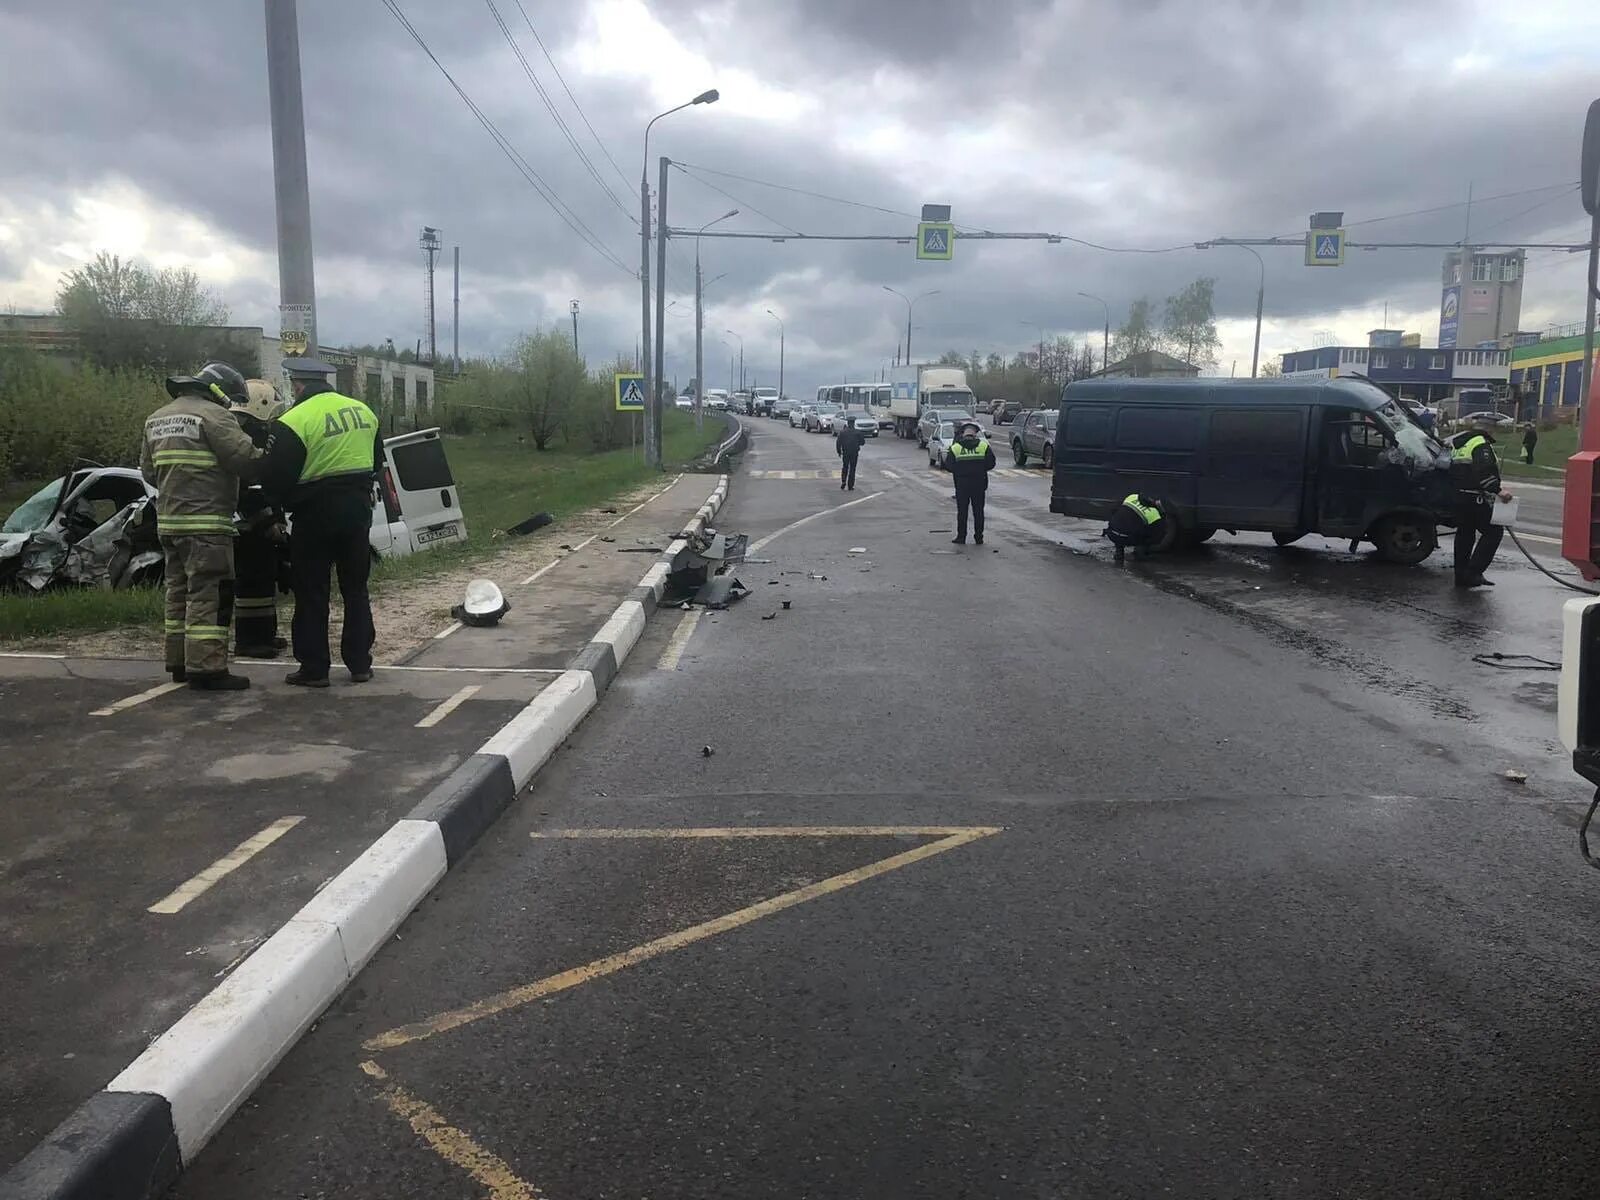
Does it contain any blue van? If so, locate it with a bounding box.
[1048,376,1454,563]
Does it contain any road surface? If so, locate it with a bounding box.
[170,418,1600,1199]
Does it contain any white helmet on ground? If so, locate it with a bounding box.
[454,579,509,627]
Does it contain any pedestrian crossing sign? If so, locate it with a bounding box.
[917,221,954,261]
[615,373,645,411]
[1305,228,1345,266]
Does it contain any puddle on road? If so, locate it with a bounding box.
[205,744,365,783]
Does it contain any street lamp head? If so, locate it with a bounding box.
[693,89,719,105]
[720,208,738,220]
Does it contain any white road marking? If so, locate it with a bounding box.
[0,651,67,659]
[147,816,306,915]
[517,532,601,586]
[432,621,463,641]
[608,477,681,527]
[90,680,185,717]
[748,492,884,554]
[1514,531,1563,546]
[378,665,566,675]
[880,469,900,479]
[657,610,703,670]
[415,684,482,728]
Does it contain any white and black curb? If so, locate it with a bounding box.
[3,474,732,1200]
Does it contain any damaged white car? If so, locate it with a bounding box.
[0,467,162,591]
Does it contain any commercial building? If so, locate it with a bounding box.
[1437,248,1525,349]
[1510,331,1598,415]
[1280,328,1508,405]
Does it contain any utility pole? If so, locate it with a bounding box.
[650,155,669,468]
[694,259,703,431]
[1078,292,1109,375]
[766,310,784,399]
[452,246,460,373]
[264,0,317,358]
[419,226,440,365]
[570,298,580,356]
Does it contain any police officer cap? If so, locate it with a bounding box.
[959,420,980,434]
[281,356,336,377]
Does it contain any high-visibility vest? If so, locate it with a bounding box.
[1451,434,1488,463]
[278,390,378,485]
[948,438,990,459]
[1122,494,1162,524]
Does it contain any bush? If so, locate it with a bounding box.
[0,349,168,480]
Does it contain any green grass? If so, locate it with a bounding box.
[1499,423,1575,481]
[0,411,726,642]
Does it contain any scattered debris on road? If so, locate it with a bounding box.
[507,512,553,536]
[1504,769,1529,784]
[762,612,776,620]
[848,547,866,554]
[701,745,714,757]
[452,579,510,627]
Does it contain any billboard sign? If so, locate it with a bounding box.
[1439,286,1461,348]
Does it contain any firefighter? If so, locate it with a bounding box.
[1105,493,1170,563]
[139,362,265,690]
[942,420,996,544]
[231,379,290,658]
[1449,428,1514,588]
[264,357,382,687]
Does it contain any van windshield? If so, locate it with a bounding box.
[1374,399,1444,467]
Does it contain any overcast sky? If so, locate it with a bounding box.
[1,0,1597,390]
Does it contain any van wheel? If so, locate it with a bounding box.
[1272,531,1305,547]
[1041,443,1054,469]
[1371,515,1435,565]
[1013,442,1027,466]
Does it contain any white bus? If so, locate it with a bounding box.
[817,382,893,428]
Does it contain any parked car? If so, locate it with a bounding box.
[1460,411,1516,432]
[831,410,879,437]
[927,421,958,468]
[917,408,985,448]
[771,396,798,419]
[752,386,779,416]
[1048,377,1453,562]
[1011,409,1057,467]
[805,404,843,432]
[791,404,815,428]
[992,400,1024,424]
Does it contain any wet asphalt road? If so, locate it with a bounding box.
[175,419,1600,1199]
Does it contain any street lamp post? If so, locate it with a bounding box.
[1021,320,1047,402]
[569,298,580,355]
[1193,244,1265,378]
[765,309,784,403]
[1078,291,1110,374]
[725,329,744,392]
[641,89,718,467]
[882,286,941,365]
[694,210,736,431]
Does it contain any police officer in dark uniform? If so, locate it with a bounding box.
[942,420,996,544]
[1448,427,1513,588]
[231,379,289,658]
[263,357,382,686]
[835,416,865,490]
[1105,493,1169,563]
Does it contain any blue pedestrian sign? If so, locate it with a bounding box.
[615,372,645,411]
[1305,228,1345,266]
[917,221,954,261]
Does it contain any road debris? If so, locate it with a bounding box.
[693,576,750,609]
[507,512,553,536]
[781,600,792,610]
[701,745,715,757]
[451,579,510,627]
[848,547,866,554]
[1503,769,1528,784]
[762,612,777,620]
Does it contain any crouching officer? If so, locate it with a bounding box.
[263,357,382,687]
[1105,493,1169,563]
[139,362,265,689]
[942,420,996,544]
[231,379,290,657]
[1449,428,1513,588]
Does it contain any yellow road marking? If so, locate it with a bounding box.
[656,609,703,670]
[90,680,185,717]
[532,825,1002,839]
[415,684,481,728]
[360,1061,543,1200]
[364,825,1000,1052]
[147,816,306,915]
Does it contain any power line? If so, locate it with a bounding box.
[383,0,634,277]
[483,0,635,225]
[673,164,804,236]
[511,0,633,195]
[1272,180,1580,239]
[671,160,921,222]
[1470,185,1582,238]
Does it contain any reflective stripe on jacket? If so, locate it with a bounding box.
[139,394,263,538]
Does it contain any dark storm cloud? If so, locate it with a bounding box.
[1,0,1595,385]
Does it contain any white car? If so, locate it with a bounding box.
[790,404,815,429]
[370,428,469,557]
[706,390,730,411]
[927,421,958,468]
[675,395,694,410]
[831,410,879,437]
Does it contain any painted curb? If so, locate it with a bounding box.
[2,473,732,1200]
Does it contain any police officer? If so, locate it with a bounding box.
[835,415,864,490]
[942,420,996,544]
[139,362,265,690]
[1105,493,1169,563]
[1449,427,1513,588]
[264,358,382,687]
[231,379,290,658]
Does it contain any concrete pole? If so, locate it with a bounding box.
[639,164,653,467]
[264,0,317,356]
[694,255,704,431]
[1582,211,1599,433]
[779,327,784,399]
[452,246,460,373]
[651,156,669,469]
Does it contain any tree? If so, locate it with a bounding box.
[1110,298,1161,363]
[1258,360,1283,378]
[505,330,583,450]
[1163,277,1221,370]
[55,251,233,373]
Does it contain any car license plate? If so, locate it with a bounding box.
[416,523,459,545]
